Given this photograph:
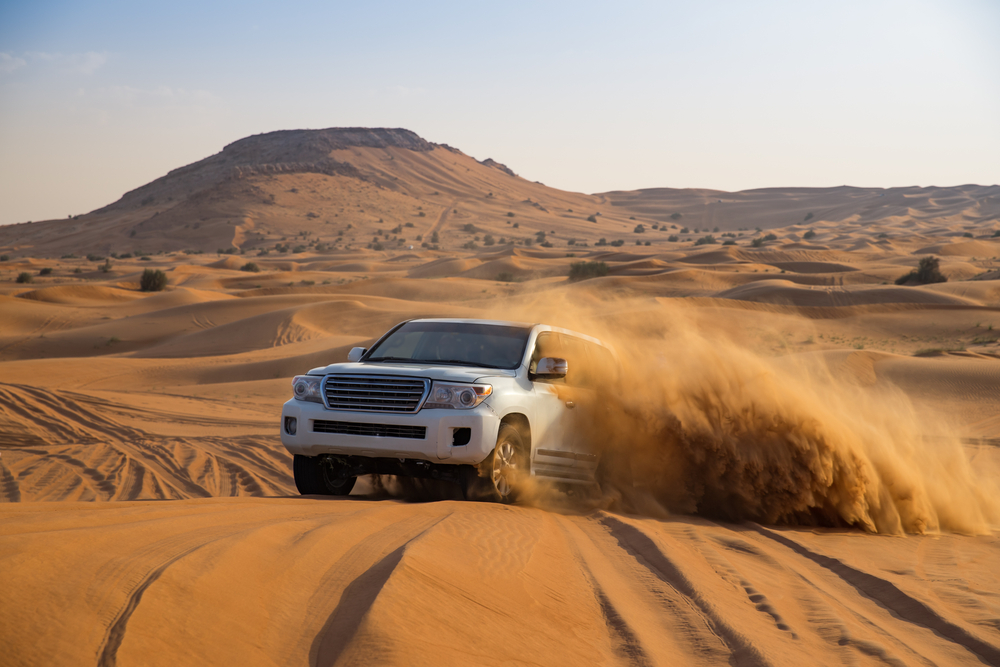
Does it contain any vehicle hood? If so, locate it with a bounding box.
[308,362,518,383]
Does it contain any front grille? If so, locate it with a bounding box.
[313,420,427,439]
[324,375,429,413]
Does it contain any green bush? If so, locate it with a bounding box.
[38,267,53,275]
[140,269,168,292]
[803,230,816,239]
[568,261,609,282]
[668,235,679,242]
[483,235,495,246]
[16,272,33,284]
[763,233,778,242]
[670,213,682,220]
[895,256,947,285]
[750,237,765,248]
[634,224,645,233]
[695,235,717,246]
[241,262,260,272]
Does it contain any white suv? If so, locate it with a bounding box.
[280,318,617,502]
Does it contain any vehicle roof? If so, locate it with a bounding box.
[408,318,606,348]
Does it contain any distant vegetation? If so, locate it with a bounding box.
[587,215,597,223]
[634,224,645,233]
[16,272,33,284]
[0,255,9,261]
[695,235,717,246]
[804,212,814,221]
[670,213,682,220]
[140,269,168,292]
[895,256,947,285]
[568,261,609,282]
[803,230,816,239]
[39,267,53,275]
[240,262,260,273]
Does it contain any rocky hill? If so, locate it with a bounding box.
[1,127,998,259]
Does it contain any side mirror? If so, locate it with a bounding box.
[347,347,367,362]
[535,357,568,378]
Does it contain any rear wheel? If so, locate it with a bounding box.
[463,424,526,503]
[293,455,356,496]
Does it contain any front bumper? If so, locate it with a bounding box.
[280,399,500,465]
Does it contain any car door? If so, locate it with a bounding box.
[529,333,599,482]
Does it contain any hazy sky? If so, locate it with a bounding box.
[1,0,998,226]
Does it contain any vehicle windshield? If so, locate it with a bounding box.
[365,322,531,369]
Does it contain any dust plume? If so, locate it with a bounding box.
[500,298,999,535]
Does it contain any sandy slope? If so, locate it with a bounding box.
[2,498,998,667]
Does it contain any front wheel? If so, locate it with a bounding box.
[293,455,356,496]
[463,424,526,503]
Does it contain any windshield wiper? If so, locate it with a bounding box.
[430,359,505,369]
[366,356,506,369]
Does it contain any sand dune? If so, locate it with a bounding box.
[1,127,999,666]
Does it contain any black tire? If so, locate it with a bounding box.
[293,455,356,496]
[463,424,526,503]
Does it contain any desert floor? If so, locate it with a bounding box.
[2,233,1000,666]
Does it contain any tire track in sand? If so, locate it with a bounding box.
[751,524,1000,666]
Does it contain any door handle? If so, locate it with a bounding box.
[565,401,575,409]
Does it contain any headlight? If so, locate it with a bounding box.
[291,375,323,403]
[423,382,492,409]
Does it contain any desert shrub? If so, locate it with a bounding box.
[680,227,690,234]
[16,272,33,284]
[241,262,260,273]
[38,267,53,275]
[483,235,495,246]
[610,240,625,247]
[62,253,77,259]
[507,212,515,218]
[496,272,514,282]
[993,230,1000,238]
[463,223,477,233]
[73,267,83,273]
[644,241,651,246]
[540,241,553,248]
[803,230,816,239]
[587,215,597,223]
[895,256,947,285]
[635,240,642,246]
[568,261,609,282]
[372,242,385,251]
[0,255,10,261]
[567,238,576,246]
[963,232,973,238]
[119,253,133,258]
[417,211,426,217]
[292,245,307,253]
[512,222,520,229]
[723,239,736,246]
[140,269,168,292]
[404,222,414,228]
[100,259,112,273]
[431,231,440,244]
[668,235,679,242]
[634,224,645,233]
[391,225,403,234]
[670,213,682,220]
[804,212,814,221]
[87,254,105,261]
[596,238,607,246]
[463,241,478,250]
[695,235,717,246]
[750,237,765,248]
[763,233,778,242]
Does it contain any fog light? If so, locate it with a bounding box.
[284,416,297,435]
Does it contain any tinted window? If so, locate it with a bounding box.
[367,322,531,369]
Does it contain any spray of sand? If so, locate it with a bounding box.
[504,297,999,535]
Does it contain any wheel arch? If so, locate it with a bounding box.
[499,412,531,472]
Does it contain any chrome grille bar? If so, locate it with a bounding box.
[322,375,430,413]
